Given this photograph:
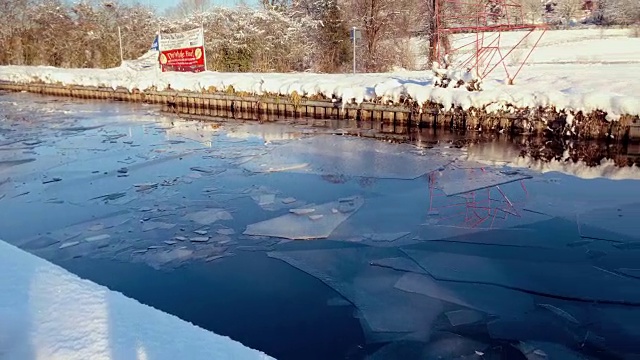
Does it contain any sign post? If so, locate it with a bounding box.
[201,26,207,72]
[118,26,124,65]
[350,27,361,74]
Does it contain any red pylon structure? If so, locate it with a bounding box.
[430,0,548,84]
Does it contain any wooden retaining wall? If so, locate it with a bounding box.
[1,81,639,141]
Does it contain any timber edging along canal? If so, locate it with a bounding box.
[1,80,639,141]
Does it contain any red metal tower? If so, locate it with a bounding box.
[431,0,548,84]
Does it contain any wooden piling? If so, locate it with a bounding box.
[0,80,635,141]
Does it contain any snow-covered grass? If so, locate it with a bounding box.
[0,239,275,360]
[1,28,639,120]
[449,28,640,65]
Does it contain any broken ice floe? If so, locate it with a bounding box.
[241,135,451,180]
[575,203,640,244]
[514,341,588,360]
[401,249,640,304]
[394,272,534,317]
[444,309,485,327]
[433,166,531,197]
[269,246,444,342]
[85,234,111,242]
[141,221,176,232]
[537,303,579,325]
[59,241,80,249]
[216,228,235,235]
[362,232,410,242]
[189,166,226,175]
[184,208,233,225]
[326,297,352,307]
[244,196,363,240]
[369,257,426,274]
[245,185,301,211]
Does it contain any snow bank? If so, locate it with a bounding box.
[1,63,639,119]
[0,240,274,360]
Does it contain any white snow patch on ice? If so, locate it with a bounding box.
[244,196,364,240]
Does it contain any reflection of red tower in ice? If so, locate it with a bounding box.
[428,167,529,229]
[431,0,547,83]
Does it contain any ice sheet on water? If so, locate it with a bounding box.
[141,221,176,232]
[17,212,132,251]
[417,217,578,248]
[537,303,579,325]
[575,202,640,243]
[326,297,351,307]
[366,341,428,360]
[244,196,363,240]
[514,341,589,360]
[0,158,36,171]
[402,249,640,304]
[141,247,194,270]
[184,208,233,225]
[422,332,488,360]
[369,257,426,274]
[85,234,111,242]
[445,309,485,327]
[618,268,640,279]
[268,246,443,342]
[434,166,531,196]
[363,232,411,242]
[20,236,60,251]
[394,272,534,317]
[588,306,640,353]
[241,135,452,180]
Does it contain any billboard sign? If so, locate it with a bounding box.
[158,28,206,72]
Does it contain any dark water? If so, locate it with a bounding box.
[58,252,365,360]
[3,92,640,360]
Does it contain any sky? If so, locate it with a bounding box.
[133,0,256,13]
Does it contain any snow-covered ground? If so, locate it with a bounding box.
[456,28,639,64]
[0,239,274,360]
[0,28,639,120]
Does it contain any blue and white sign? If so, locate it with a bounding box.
[150,35,159,51]
[350,28,362,41]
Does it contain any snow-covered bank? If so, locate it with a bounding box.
[0,240,274,360]
[1,61,639,121]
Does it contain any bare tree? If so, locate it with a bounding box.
[555,0,584,24]
[517,0,544,23]
[599,0,640,25]
[347,0,399,71]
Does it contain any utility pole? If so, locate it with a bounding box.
[352,26,357,74]
[118,26,124,65]
[429,0,438,68]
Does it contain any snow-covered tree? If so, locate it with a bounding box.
[555,0,584,24]
[517,0,545,23]
[597,0,640,25]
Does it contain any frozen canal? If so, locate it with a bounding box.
[2,91,640,360]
